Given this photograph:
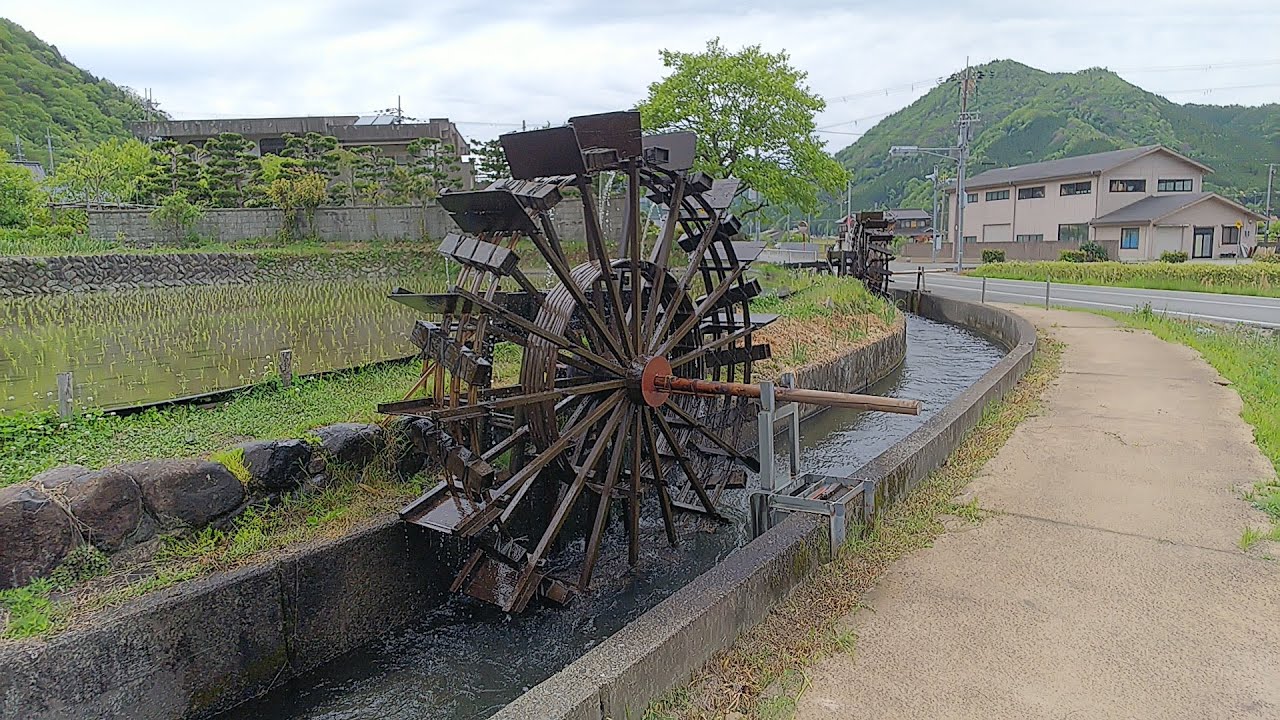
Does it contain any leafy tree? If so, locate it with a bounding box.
[138,140,204,204]
[280,132,340,176]
[400,138,462,203]
[348,145,395,205]
[47,138,154,207]
[202,133,258,207]
[148,190,204,246]
[637,38,847,213]
[267,172,328,239]
[0,150,47,228]
[474,138,510,181]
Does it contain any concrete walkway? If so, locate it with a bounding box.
[796,307,1280,720]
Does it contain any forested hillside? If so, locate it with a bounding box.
[0,18,161,168]
[834,60,1278,215]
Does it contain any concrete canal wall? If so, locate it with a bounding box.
[0,315,908,720]
[492,291,1038,720]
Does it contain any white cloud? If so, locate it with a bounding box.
[2,0,1276,151]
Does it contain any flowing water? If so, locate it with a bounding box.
[221,315,1004,720]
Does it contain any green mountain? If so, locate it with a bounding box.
[0,18,161,169]
[835,60,1279,215]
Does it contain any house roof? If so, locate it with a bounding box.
[1091,192,1266,225]
[962,145,1213,190]
[888,208,930,220]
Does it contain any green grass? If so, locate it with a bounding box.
[1101,307,1280,542]
[968,260,1280,298]
[0,360,423,487]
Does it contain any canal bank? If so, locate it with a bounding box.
[0,302,910,720]
[491,290,1037,720]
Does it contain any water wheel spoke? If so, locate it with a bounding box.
[577,179,636,356]
[578,404,635,589]
[642,175,686,344]
[662,399,761,474]
[642,411,679,546]
[493,391,624,526]
[525,227,629,364]
[652,409,722,520]
[454,287,626,377]
[648,213,723,353]
[510,401,629,608]
[670,323,755,370]
[653,259,750,359]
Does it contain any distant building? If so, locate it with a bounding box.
[131,115,476,190]
[945,145,1265,260]
[6,159,46,181]
[886,208,931,238]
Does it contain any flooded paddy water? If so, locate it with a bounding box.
[220,315,1004,720]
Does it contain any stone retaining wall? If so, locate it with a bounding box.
[87,200,624,249]
[0,251,435,297]
[492,292,1038,720]
[0,315,909,720]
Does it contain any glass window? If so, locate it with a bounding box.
[1015,234,1044,242]
[1017,186,1045,199]
[1157,179,1193,192]
[1120,227,1140,250]
[1109,179,1147,192]
[965,192,978,203]
[1058,223,1089,242]
[985,189,1010,201]
[962,235,977,243]
[1222,225,1240,245]
[1060,181,1092,196]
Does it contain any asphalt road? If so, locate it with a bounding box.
[889,272,1280,329]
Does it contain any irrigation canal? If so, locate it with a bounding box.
[219,315,1004,720]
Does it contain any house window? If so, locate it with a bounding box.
[1017,186,1045,199]
[985,189,1010,201]
[965,192,978,203]
[962,235,977,244]
[1157,178,1193,192]
[1120,227,1140,250]
[1060,181,1092,196]
[1222,225,1240,245]
[1015,234,1044,242]
[1058,223,1089,242]
[1109,179,1146,193]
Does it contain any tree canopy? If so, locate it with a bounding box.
[637,38,846,213]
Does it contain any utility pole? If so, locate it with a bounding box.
[953,57,979,272]
[929,165,942,263]
[1266,163,1276,227]
[45,127,54,173]
[13,135,23,161]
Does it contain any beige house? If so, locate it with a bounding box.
[946,145,1265,260]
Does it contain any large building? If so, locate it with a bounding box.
[131,114,476,190]
[946,145,1265,260]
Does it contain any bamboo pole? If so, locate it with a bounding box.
[656,376,920,415]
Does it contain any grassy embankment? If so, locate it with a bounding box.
[645,332,1065,720]
[967,260,1280,298]
[0,271,894,639]
[1099,308,1280,549]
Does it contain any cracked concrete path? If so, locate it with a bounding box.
[795,307,1280,720]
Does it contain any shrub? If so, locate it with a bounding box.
[1159,250,1189,263]
[1080,241,1109,262]
[981,249,1006,263]
[1060,250,1087,263]
[1256,247,1280,264]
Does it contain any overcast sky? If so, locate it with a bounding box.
[3,0,1278,152]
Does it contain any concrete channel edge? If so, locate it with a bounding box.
[490,291,1038,720]
[0,311,909,720]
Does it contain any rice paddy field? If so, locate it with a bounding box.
[0,275,458,415]
[966,260,1280,297]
